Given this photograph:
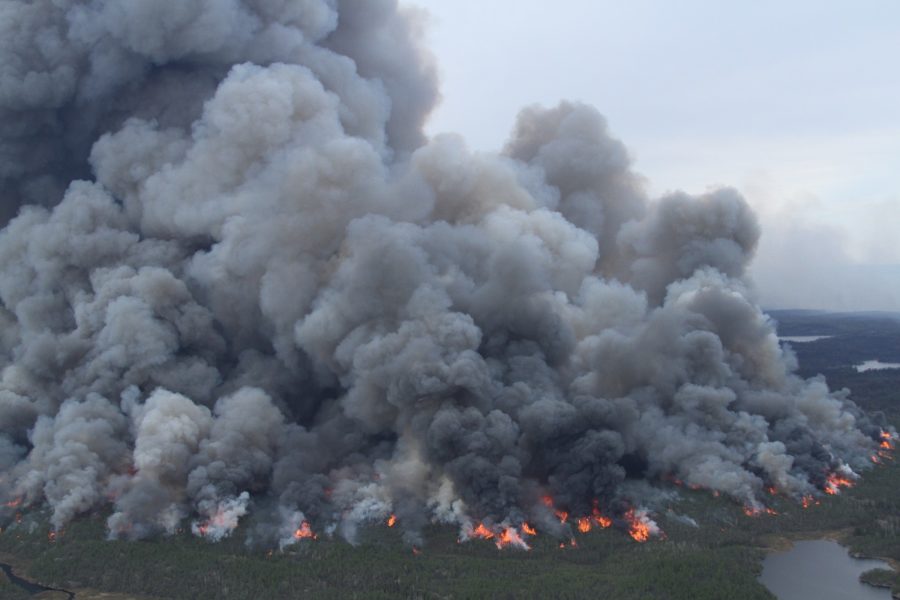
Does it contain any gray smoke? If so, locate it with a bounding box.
[0,0,893,547]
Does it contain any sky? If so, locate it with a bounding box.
[403,0,900,311]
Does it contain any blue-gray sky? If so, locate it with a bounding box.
[405,0,900,311]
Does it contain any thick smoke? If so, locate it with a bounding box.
[0,0,893,547]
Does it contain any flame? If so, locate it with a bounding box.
[521,522,536,536]
[577,517,591,533]
[471,523,495,540]
[592,503,612,528]
[293,521,317,540]
[48,530,57,542]
[387,514,397,528]
[877,431,896,452]
[800,495,819,509]
[624,508,657,542]
[540,495,569,523]
[742,506,760,517]
[766,486,777,496]
[871,454,881,464]
[824,472,854,495]
[3,498,22,508]
[495,527,530,550]
[412,546,420,556]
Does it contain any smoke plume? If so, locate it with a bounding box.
[0,0,893,547]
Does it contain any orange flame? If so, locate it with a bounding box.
[766,486,777,496]
[824,472,854,495]
[471,523,495,540]
[521,522,536,536]
[48,531,57,542]
[800,495,819,509]
[541,495,569,523]
[387,514,397,528]
[3,498,22,508]
[624,508,652,542]
[412,546,421,555]
[293,521,317,540]
[592,504,612,528]
[495,527,530,550]
[577,517,592,533]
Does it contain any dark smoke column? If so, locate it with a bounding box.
[0,0,891,547]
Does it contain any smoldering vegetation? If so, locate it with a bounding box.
[0,0,893,549]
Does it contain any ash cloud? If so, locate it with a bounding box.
[0,0,892,546]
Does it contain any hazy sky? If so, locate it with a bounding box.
[404,0,900,311]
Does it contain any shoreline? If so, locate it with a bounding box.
[0,552,161,600]
[755,530,899,598]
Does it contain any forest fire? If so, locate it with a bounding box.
[521,522,536,536]
[742,505,778,517]
[824,473,855,495]
[293,521,317,540]
[541,495,569,524]
[470,523,495,540]
[577,517,592,533]
[623,508,659,542]
[800,495,819,509]
[3,498,22,508]
[592,504,612,528]
[495,527,530,551]
[387,514,397,528]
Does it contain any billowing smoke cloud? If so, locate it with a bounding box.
[0,0,893,547]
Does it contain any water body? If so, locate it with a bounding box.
[760,540,893,600]
[778,335,833,343]
[0,561,74,599]
[856,360,900,373]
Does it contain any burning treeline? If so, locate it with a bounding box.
[0,0,896,552]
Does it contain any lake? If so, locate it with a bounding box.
[759,539,893,600]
